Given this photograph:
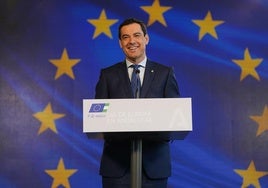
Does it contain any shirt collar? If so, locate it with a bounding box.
[126,57,147,68]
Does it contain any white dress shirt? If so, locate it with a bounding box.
[126,57,147,85]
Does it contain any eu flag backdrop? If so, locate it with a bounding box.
[1,0,268,187]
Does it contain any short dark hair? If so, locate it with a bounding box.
[118,18,147,39]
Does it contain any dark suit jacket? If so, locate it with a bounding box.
[95,60,180,179]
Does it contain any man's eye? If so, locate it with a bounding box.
[134,34,141,38]
[122,36,129,40]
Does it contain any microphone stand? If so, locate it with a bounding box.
[130,69,142,188]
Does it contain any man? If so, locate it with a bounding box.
[94,18,180,188]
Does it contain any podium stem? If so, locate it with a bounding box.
[130,139,142,188]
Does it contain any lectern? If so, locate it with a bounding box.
[83,98,192,188]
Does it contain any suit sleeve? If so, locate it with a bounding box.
[164,67,180,98]
[95,69,109,99]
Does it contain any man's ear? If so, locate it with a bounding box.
[119,40,123,48]
[145,34,149,45]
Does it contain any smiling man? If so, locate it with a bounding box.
[93,18,180,188]
[119,20,149,64]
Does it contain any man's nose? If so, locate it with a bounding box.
[129,36,136,43]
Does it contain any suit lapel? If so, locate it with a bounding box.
[117,61,133,98]
[141,60,156,98]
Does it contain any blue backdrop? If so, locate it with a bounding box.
[1,0,268,187]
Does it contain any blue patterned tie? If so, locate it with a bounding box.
[130,64,141,98]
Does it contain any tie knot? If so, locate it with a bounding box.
[130,64,141,71]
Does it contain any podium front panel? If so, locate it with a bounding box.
[83,98,192,139]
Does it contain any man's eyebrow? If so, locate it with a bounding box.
[121,34,130,37]
[133,32,142,35]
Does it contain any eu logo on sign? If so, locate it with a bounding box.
[89,103,109,113]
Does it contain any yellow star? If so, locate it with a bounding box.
[192,11,224,40]
[87,9,118,39]
[45,158,77,188]
[33,103,65,135]
[49,48,81,80]
[232,48,263,81]
[234,161,268,188]
[140,0,172,27]
[250,106,268,136]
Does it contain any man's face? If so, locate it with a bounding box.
[119,23,149,64]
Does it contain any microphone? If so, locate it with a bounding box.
[135,69,140,74]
